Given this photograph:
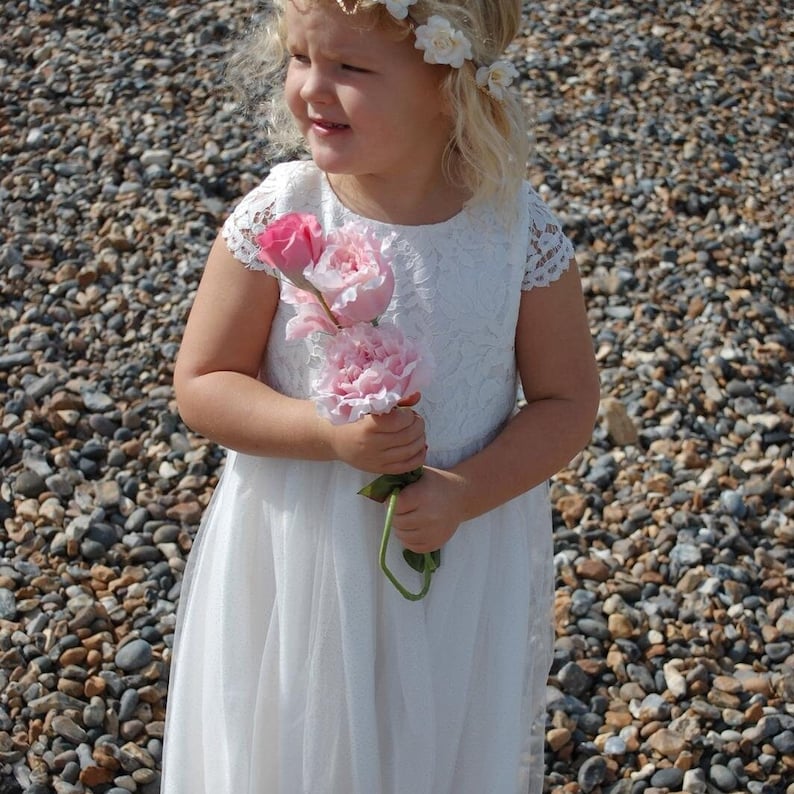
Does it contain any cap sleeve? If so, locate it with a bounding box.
[522,186,575,290]
[221,165,288,274]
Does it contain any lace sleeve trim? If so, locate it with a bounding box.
[522,188,575,291]
[221,178,280,275]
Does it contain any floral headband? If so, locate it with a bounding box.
[333,0,519,101]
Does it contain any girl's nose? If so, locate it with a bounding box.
[299,66,332,104]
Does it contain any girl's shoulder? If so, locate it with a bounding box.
[221,160,323,270]
[518,181,575,291]
[237,159,322,219]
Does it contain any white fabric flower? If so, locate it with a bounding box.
[475,59,519,100]
[374,0,417,20]
[414,16,473,69]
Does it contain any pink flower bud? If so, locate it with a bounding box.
[255,212,325,289]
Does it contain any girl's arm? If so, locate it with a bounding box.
[391,261,599,552]
[174,232,426,475]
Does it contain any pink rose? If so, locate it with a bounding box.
[255,213,325,289]
[305,222,395,326]
[281,283,338,340]
[312,322,432,425]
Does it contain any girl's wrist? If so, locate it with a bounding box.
[315,412,341,462]
[444,465,477,523]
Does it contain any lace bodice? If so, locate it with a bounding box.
[222,161,573,468]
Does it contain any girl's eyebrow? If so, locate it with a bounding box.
[287,41,375,65]
[329,47,372,63]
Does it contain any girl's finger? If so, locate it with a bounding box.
[370,408,416,433]
[397,392,421,407]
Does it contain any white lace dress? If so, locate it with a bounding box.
[161,161,573,794]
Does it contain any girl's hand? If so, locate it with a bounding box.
[329,402,426,475]
[390,467,467,553]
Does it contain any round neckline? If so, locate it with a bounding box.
[322,171,470,231]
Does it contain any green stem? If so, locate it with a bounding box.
[317,292,341,329]
[379,489,433,601]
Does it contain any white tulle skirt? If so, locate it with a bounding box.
[161,451,553,794]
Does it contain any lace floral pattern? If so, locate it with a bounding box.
[522,192,575,289]
[221,161,573,468]
[221,183,278,271]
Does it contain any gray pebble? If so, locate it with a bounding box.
[79,539,108,561]
[125,507,150,532]
[25,372,61,400]
[46,474,75,498]
[683,767,707,793]
[651,767,684,789]
[80,390,116,412]
[577,617,611,641]
[709,764,738,791]
[764,642,792,663]
[115,639,153,672]
[0,588,17,621]
[775,383,794,411]
[577,712,604,735]
[603,736,626,756]
[0,352,34,370]
[557,661,591,698]
[627,663,657,694]
[720,489,747,518]
[129,546,164,564]
[119,689,140,722]
[51,715,88,745]
[772,730,794,755]
[14,470,47,498]
[83,699,106,729]
[61,761,80,783]
[87,522,119,549]
[577,755,607,792]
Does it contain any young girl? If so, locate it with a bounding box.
[162,1,599,792]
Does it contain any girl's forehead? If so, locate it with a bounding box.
[285,0,385,34]
[284,1,401,48]
[285,0,377,24]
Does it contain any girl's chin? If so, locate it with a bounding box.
[307,147,357,175]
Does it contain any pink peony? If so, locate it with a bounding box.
[305,222,395,326]
[255,212,325,289]
[313,322,432,425]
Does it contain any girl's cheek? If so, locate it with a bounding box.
[284,75,304,116]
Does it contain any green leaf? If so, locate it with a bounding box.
[402,549,425,573]
[358,467,423,503]
[402,548,441,573]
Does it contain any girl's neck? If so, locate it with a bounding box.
[327,171,470,227]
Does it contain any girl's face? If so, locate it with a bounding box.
[284,1,453,192]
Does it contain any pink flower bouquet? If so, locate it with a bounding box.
[256,213,439,600]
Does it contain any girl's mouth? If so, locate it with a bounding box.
[312,120,349,131]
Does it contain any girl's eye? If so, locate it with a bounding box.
[341,64,369,73]
[290,54,310,64]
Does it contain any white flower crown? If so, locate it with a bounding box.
[334,0,519,101]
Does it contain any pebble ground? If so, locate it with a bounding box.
[1,2,792,793]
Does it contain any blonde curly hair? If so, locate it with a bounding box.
[228,0,528,208]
